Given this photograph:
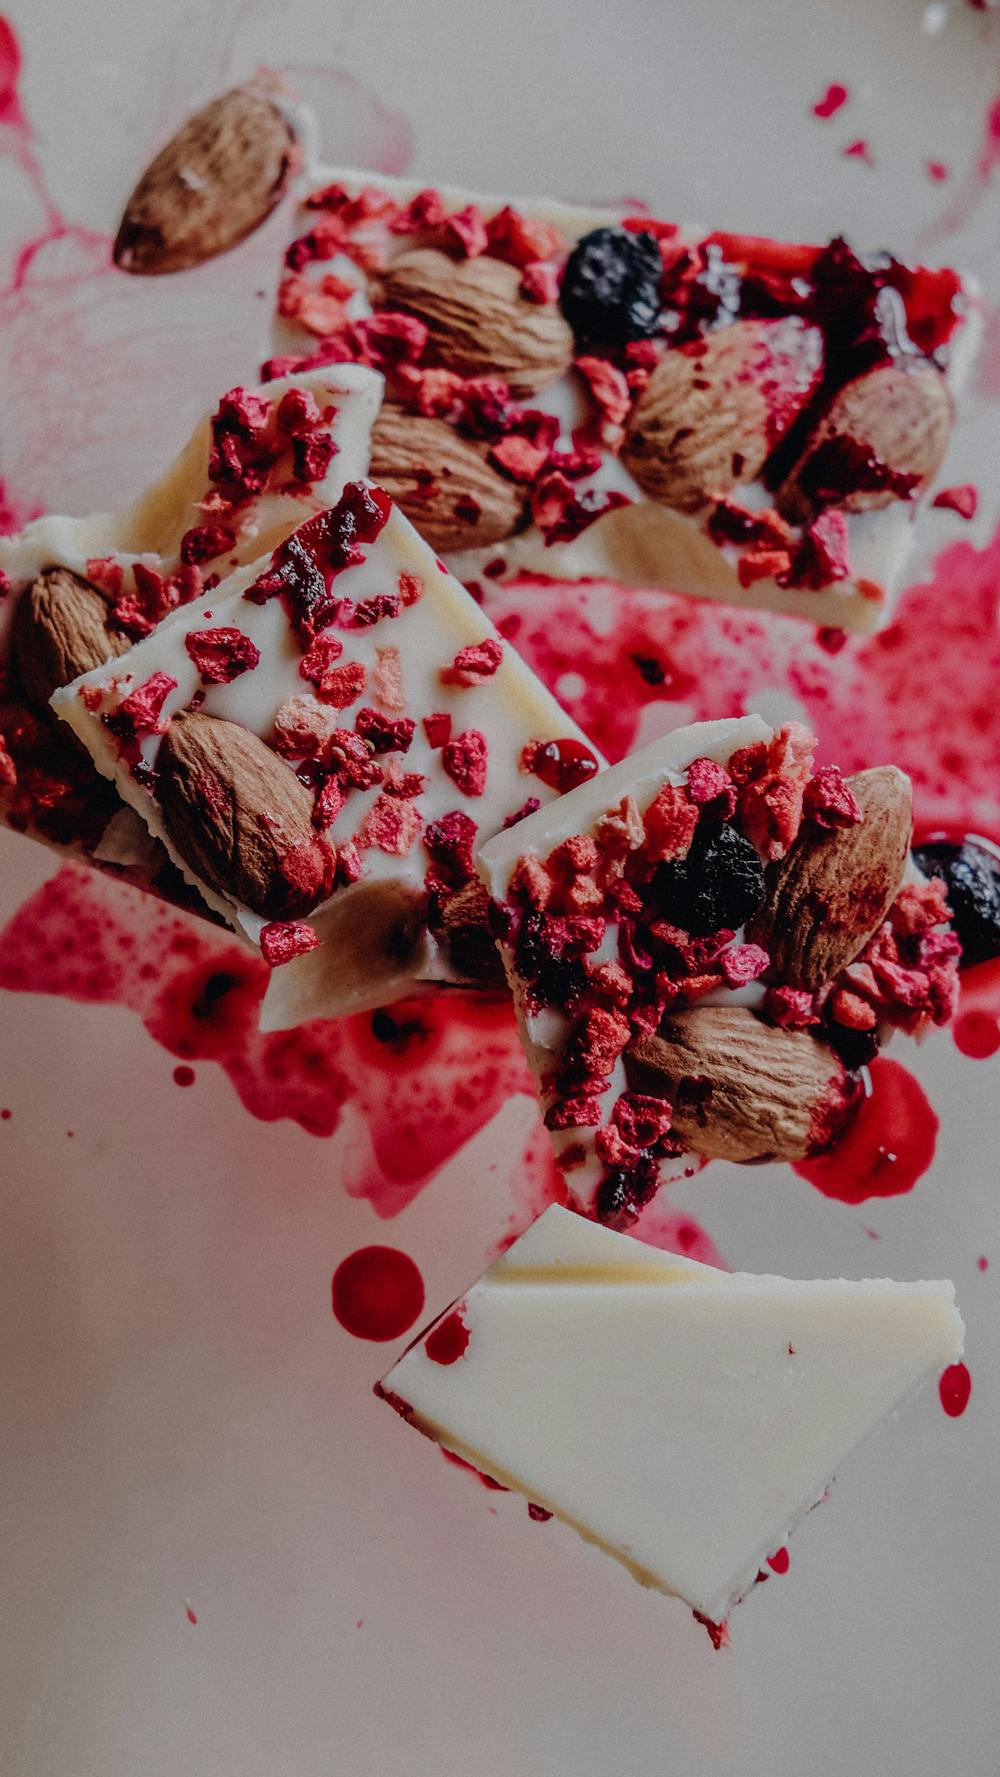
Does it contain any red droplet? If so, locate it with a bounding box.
[526,736,600,793]
[425,1307,470,1365]
[953,1009,1000,1059]
[185,1606,198,1625]
[793,1059,938,1204]
[172,1063,196,1087]
[812,81,849,119]
[842,138,875,168]
[528,1502,552,1522]
[977,1255,989,1272]
[692,1610,730,1650]
[926,159,950,183]
[767,1546,790,1575]
[331,1246,425,1342]
[0,1108,10,1121]
[939,1361,972,1418]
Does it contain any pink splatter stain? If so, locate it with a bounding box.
[842,138,875,168]
[926,160,950,184]
[812,82,849,120]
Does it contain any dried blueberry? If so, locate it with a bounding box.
[652,821,766,937]
[912,839,1000,968]
[559,227,663,345]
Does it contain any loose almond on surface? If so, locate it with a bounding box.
[621,317,823,512]
[157,711,333,920]
[746,765,912,990]
[12,568,129,709]
[378,249,574,394]
[369,407,526,551]
[114,86,296,275]
[625,1004,850,1164]
[777,360,953,522]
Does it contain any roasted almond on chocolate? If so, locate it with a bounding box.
[11,568,129,709]
[369,407,526,552]
[114,86,296,275]
[746,765,912,991]
[777,360,953,523]
[158,711,334,919]
[625,1005,851,1164]
[621,318,823,512]
[378,249,574,394]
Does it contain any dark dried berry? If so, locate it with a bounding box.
[651,821,766,937]
[824,1022,880,1070]
[594,1154,660,1229]
[913,839,1000,969]
[560,227,662,345]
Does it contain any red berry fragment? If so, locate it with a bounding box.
[932,484,978,519]
[440,638,504,686]
[184,627,261,684]
[260,920,322,966]
[442,729,488,797]
[102,671,177,763]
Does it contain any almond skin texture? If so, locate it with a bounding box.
[369,406,526,551]
[378,248,574,394]
[625,1005,850,1163]
[621,317,823,512]
[746,766,912,991]
[114,87,296,275]
[777,360,953,522]
[12,568,129,709]
[158,711,333,919]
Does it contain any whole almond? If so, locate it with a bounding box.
[114,86,295,275]
[777,360,953,523]
[625,1005,851,1163]
[746,766,912,990]
[12,568,129,709]
[158,711,333,919]
[378,248,574,394]
[370,406,526,551]
[621,317,823,512]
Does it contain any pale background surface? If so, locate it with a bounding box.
[1,3,998,1774]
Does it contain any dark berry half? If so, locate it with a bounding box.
[912,839,1000,969]
[652,821,766,938]
[559,226,663,345]
[594,1154,660,1229]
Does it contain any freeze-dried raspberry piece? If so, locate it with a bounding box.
[85,557,125,598]
[586,959,632,1007]
[932,484,978,519]
[549,834,599,876]
[356,310,429,367]
[423,712,452,749]
[440,638,504,686]
[337,593,401,628]
[594,796,644,860]
[275,387,325,434]
[299,633,344,686]
[260,920,322,967]
[726,741,768,788]
[531,471,631,544]
[485,207,563,267]
[292,432,338,485]
[214,386,271,439]
[389,187,446,233]
[502,795,541,829]
[318,661,368,709]
[830,988,878,1030]
[278,835,336,907]
[398,573,424,606]
[685,757,737,818]
[356,792,422,856]
[720,942,770,987]
[545,1095,605,1131]
[737,721,816,861]
[890,877,951,937]
[765,985,819,1027]
[510,851,554,909]
[612,1091,673,1149]
[424,810,478,883]
[444,204,489,257]
[642,782,699,863]
[184,628,260,684]
[707,501,792,549]
[442,729,488,797]
[566,1007,631,1076]
[575,355,631,433]
[372,646,404,711]
[111,563,184,638]
[249,484,392,646]
[737,547,793,590]
[548,443,603,480]
[791,509,851,589]
[383,763,425,798]
[803,764,862,830]
[520,262,560,304]
[488,435,549,481]
[325,728,385,791]
[311,774,346,831]
[102,671,176,763]
[355,707,415,754]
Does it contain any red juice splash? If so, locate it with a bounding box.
[793,1059,938,1204]
[331,1245,425,1341]
[939,1361,972,1418]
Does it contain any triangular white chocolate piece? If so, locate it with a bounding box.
[380,1204,963,1624]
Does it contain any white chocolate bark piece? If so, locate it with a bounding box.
[55,485,604,1025]
[0,366,382,869]
[379,1203,964,1626]
[270,167,980,633]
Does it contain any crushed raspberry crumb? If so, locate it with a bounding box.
[489,434,550,482]
[685,757,737,818]
[502,795,541,828]
[183,628,260,684]
[260,921,322,966]
[737,721,816,861]
[803,764,862,829]
[720,943,770,987]
[642,782,699,863]
[85,557,124,597]
[737,547,792,589]
[443,729,488,796]
[355,707,415,754]
[485,207,562,267]
[440,638,504,685]
[299,633,344,687]
[390,187,446,234]
[372,646,404,711]
[444,204,489,258]
[423,712,452,749]
[313,775,346,830]
[765,986,820,1027]
[102,671,177,763]
[318,661,368,709]
[531,471,631,545]
[424,810,478,883]
[356,793,422,856]
[398,573,424,606]
[292,431,338,485]
[575,355,631,433]
[520,262,561,303]
[932,484,978,519]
